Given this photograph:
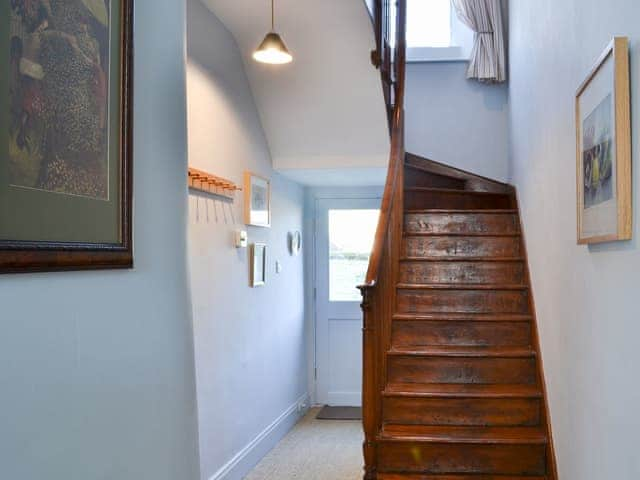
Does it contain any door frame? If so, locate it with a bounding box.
[308,187,383,406]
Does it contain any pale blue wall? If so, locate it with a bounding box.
[186,1,308,479]
[405,62,510,181]
[508,2,640,479]
[0,1,201,479]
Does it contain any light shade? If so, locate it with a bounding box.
[253,32,293,64]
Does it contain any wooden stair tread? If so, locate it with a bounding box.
[388,346,536,358]
[383,383,542,398]
[379,474,546,480]
[401,256,524,262]
[397,283,528,291]
[404,232,521,238]
[405,187,510,196]
[379,425,547,445]
[403,233,521,238]
[392,313,533,322]
[406,209,518,214]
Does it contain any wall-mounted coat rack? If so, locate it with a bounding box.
[188,167,241,201]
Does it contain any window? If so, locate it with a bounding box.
[328,209,379,302]
[407,0,452,48]
[406,0,474,62]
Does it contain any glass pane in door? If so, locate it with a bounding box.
[328,209,380,301]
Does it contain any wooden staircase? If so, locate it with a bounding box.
[361,154,558,480]
[361,2,556,479]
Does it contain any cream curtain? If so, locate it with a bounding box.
[452,0,506,83]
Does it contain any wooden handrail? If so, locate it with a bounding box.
[362,106,403,287]
[359,2,406,478]
[361,0,407,290]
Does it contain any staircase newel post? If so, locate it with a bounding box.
[359,285,378,480]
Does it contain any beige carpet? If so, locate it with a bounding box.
[244,407,364,479]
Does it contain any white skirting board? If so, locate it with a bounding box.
[208,393,309,480]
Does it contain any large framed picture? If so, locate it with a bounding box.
[576,37,631,245]
[244,171,271,228]
[1,0,133,273]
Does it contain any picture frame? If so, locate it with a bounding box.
[250,243,266,287]
[576,37,632,245]
[1,0,134,273]
[244,171,271,228]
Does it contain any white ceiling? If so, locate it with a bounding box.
[201,0,390,185]
[279,167,387,187]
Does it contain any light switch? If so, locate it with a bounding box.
[275,261,282,273]
[234,230,248,248]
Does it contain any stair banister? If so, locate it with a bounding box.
[358,1,406,479]
[358,4,558,479]
[363,1,406,288]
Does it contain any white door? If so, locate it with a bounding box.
[315,198,381,406]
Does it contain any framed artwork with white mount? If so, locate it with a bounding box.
[244,172,271,228]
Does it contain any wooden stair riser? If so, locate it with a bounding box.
[405,213,520,235]
[379,475,547,480]
[378,442,547,476]
[392,320,532,347]
[405,168,466,190]
[397,288,530,314]
[403,235,521,258]
[383,396,542,427]
[387,356,537,384]
[405,190,513,210]
[399,261,525,285]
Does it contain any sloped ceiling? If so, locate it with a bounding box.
[200,0,390,185]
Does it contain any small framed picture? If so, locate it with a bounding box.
[244,172,271,228]
[576,37,632,244]
[250,243,266,287]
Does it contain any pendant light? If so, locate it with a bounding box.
[253,0,293,65]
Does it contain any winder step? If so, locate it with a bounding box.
[404,188,513,210]
[405,187,511,196]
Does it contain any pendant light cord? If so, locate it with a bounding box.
[271,0,275,31]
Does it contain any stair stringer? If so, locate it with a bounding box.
[513,190,559,480]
